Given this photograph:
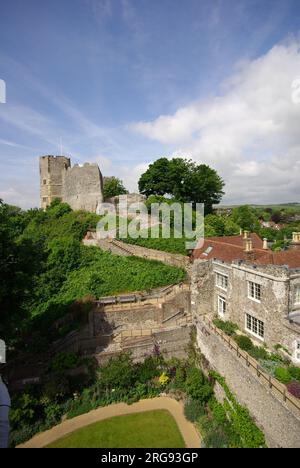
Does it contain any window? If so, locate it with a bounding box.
[245,313,264,340]
[294,286,300,305]
[203,246,213,256]
[216,272,228,291]
[248,281,261,302]
[43,179,47,185]
[42,197,48,203]
[218,295,226,317]
[295,341,300,362]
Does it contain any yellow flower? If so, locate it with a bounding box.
[159,372,169,386]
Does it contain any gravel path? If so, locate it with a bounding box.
[17,397,201,448]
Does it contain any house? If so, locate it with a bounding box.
[191,231,300,364]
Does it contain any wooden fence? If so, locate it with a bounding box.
[96,283,190,312]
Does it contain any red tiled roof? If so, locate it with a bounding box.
[192,234,300,269]
[255,250,300,269]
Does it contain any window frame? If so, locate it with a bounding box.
[215,272,228,291]
[245,313,264,341]
[248,281,261,303]
[217,295,226,317]
[294,285,300,305]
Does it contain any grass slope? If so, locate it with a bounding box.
[46,410,185,448]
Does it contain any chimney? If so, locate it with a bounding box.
[243,236,255,262]
[240,228,243,236]
[263,238,268,250]
[290,232,300,250]
[244,237,253,252]
[243,230,250,239]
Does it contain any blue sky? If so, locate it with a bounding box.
[1,0,300,207]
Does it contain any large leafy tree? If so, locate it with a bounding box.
[103,177,128,199]
[231,205,259,231]
[0,200,44,336]
[138,158,224,214]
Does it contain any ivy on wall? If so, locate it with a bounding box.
[209,371,266,448]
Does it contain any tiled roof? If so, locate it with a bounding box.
[192,234,300,269]
[255,250,300,269]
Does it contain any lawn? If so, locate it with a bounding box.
[47,410,186,448]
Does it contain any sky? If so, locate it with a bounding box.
[1,0,300,208]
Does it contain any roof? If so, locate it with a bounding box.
[192,234,300,269]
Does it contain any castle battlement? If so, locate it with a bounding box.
[39,155,103,212]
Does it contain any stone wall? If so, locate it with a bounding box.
[92,291,190,335]
[39,155,71,209]
[94,325,192,364]
[196,316,300,448]
[62,163,103,212]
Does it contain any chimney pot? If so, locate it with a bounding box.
[243,230,250,239]
[244,238,253,252]
[291,232,300,250]
[263,238,268,250]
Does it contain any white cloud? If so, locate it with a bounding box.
[131,39,300,204]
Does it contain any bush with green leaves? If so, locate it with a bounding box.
[248,346,269,361]
[185,367,213,403]
[289,366,300,382]
[184,399,205,422]
[135,356,162,383]
[274,367,291,384]
[10,393,39,428]
[97,353,137,391]
[213,319,239,336]
[233,335,253,352]
[49,352,79,374]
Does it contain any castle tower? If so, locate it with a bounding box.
[39,155,71,209]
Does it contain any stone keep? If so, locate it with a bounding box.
[39,156,104,212]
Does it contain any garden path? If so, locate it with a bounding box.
[17,396,201,449]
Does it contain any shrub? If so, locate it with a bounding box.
[249,346,269,361]
[184,399,205,422]
[10,393,39,428]
[49,352,79,373]
[135,356,161,383]
[44,402,63,426]
[203,429,229,448]
[41,373,70,400]
[97,353,136,390]
[258,359,281,376]
[286,380,300,399]
[274,367,291,384]
[234,335,253,352]
[173,365,186,390]
[213,319,238,336]
[288,366,300,382]
[185,367,213,403]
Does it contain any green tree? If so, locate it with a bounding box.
[103,177,128,199]
[231,205,258,231]
[205,214,225,236]
[138,158,224,214]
